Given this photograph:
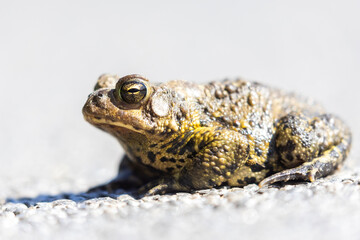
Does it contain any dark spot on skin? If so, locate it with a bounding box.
[178,138,196,155]
[166,167,174,172]
[208,179,216,186]
[169,158,176,163]
[176,165,182,169]
[218,116,232,125]
[178,147,186,155]
[179,159,185,163]
[199,119,209,126]
[285,153,294,162]
[286,140,296,151]
[212,167,222,174]
[277,140,296,155]
[147,152,156,163]
[92,96,102,108]
[267,145,275,158]
[160,143,168,149]
[227,163,238,172]
[240,128,250,136]
[149,144,157,148]
[264,162,275,176]
[255,147,262,157]
[147,128,156,135]
[245,163,265,172]
[167,147,178,154]
[290,127,300,136]
[132,125,140,130]
[160,133,188,149]
[246,144,251,156]
[244,177,256,184]
[160,157,168,162]
[233,120,240,127]
[220,181,229,186]
[214,129,223,136]
[166,131,195,154]
[198,140,207,150]
[237,179,245,185]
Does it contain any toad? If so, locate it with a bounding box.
[83,74,351,195]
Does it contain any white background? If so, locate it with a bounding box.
[0,0,359,194]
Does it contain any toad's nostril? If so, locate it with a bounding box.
[92,95,102,108]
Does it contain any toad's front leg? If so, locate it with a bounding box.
[138,130,249,196]
[88,155,160,193]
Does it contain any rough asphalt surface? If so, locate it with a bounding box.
[1,166,360,240]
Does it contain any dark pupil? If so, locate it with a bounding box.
[128,88,140,93]
[120,81,147,104]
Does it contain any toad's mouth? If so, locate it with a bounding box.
[83,113,146,134]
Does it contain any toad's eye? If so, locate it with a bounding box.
[120,81,147,104]
[115,75,150,106]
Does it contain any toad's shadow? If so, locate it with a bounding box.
[6,188,139,207]
[6,182,294,207]
[6,174,316,206]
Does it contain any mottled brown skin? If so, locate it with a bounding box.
[83,74,352,195]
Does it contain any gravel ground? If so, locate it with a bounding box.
[1,167,360,240]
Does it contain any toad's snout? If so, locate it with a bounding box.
[82,89,113,122]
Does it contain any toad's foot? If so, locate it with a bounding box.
[259,162,316,187]
[259,145,348,187]
[137,177,190,196]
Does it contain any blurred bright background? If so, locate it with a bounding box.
[0,0,359,196]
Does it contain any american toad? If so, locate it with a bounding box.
[83,74,351,195]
